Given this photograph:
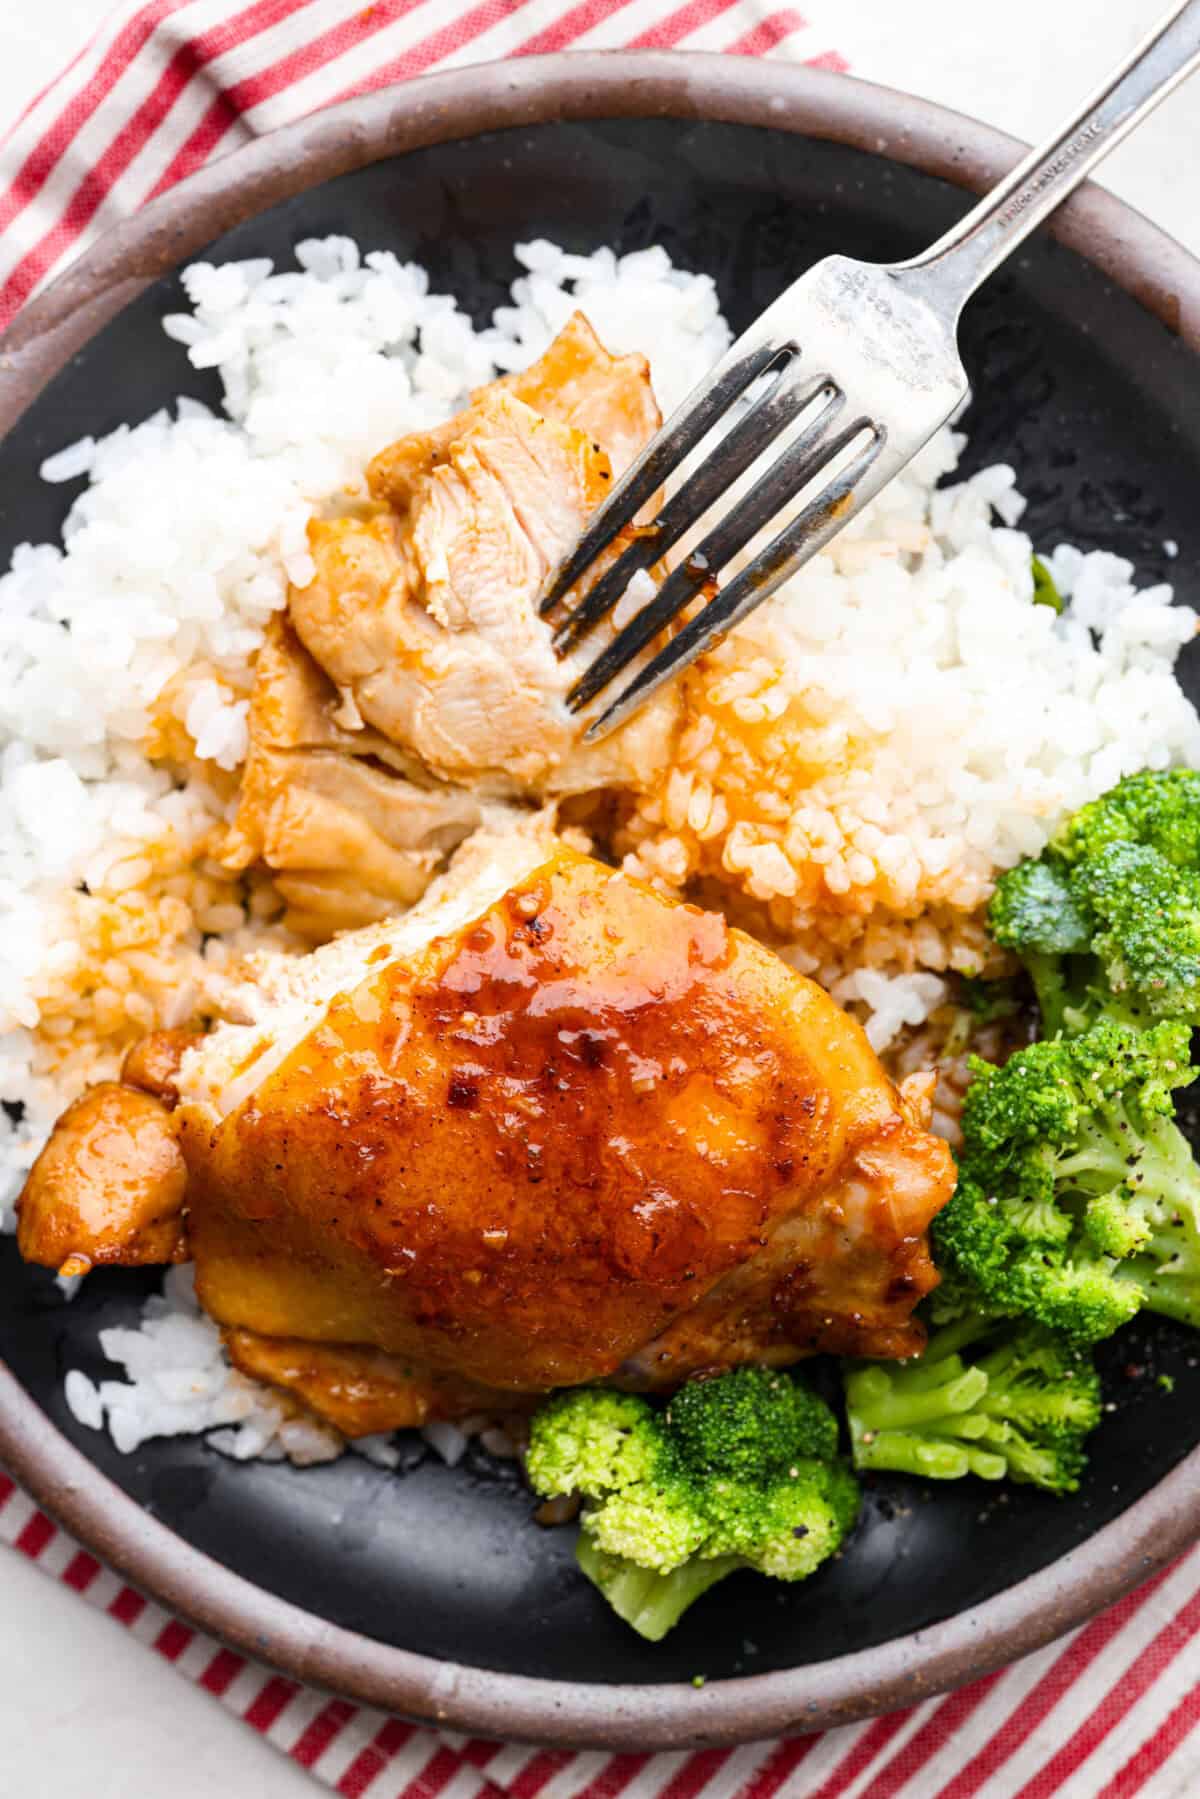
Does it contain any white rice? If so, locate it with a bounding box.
[65,1265,404,1469]
[4,231,1197,1466]
[620,442,1200,993]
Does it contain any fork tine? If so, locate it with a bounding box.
[565,397,856,713]
[552,367,840,655]
[538,337,786,617]
[580,424,887,740]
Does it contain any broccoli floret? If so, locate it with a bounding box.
[990,847,1200,1035]
[1074,842,1200,1022]
[525,1368,859,1641]
[924,1256,989,1327]
[525,1389,662,1496]
[990,771,1200,1035]
[1053,768,1200,871]
[934,1019,1200,1345]
[989,859,1093,1036]
[664,1362,838,1474]
[843,1315,1101,1494]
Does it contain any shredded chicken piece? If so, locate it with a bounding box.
[222,616,487,938]
[226,312,678,935]
[288,311,679,800]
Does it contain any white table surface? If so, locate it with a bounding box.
[2,2,1199,1793]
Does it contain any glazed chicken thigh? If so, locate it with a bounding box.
[19,833,955,1433]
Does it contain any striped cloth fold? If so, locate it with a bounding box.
[1,2,1199,1793]
[0,0,845,327]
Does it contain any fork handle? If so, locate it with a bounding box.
[900,0,1200,316]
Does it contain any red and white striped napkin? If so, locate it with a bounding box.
[1,3,1199,1792]
[0,0,846,325]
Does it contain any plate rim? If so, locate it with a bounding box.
[2,48,1199,1751]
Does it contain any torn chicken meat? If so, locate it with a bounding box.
[222,311,678,933]
[222,615,488,938]
[286,311,680,797]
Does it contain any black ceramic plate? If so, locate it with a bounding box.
[2,61,1200,1739]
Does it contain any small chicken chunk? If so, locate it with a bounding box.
[121,1029,202,1104]
[17,1084,188,1276]
[288,314,679,801]
[494,311,660,473]
[222,616,486,938]
[368,311,659,515]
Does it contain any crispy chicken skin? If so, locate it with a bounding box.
[624,1069,951,1373]
[167,834,955,1414]
[223,1329,515,1437]
[287,313,679,800]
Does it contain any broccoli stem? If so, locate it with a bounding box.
[850,1427,1007,1482]
[845,1313,1102,1493]
[915,1314,997,1362]
[1024,948,1070,1039]
[1055,1103,1142,1192]
[845,1354,1004,1481]
[1024,955,1151,1040]
[576,1537,741,1641]
[1128,1264,1200,1329]
[847,1360,989,1431]
[1138,1114,1200,1218]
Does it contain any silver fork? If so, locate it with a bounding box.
[544,0,1200,739]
